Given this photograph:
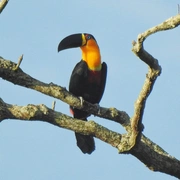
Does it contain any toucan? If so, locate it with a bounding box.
[58,33,107,154]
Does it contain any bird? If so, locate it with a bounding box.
[58,33,107,154]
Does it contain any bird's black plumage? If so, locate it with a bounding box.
[69,61,107,154]
[58,33,107,154]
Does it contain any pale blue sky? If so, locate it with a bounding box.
[0,1,180,179]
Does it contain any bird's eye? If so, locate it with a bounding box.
[86,35,91,40]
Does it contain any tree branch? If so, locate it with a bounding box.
[0,57,130,130]
[129,14,180,150]
[0,98,123,148]
[0,98,179,178]
[132,135,180,178]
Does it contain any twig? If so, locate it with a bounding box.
[52,100,56,110]
[134,14,180,49]
[14,54,23,71]
[0,0,8,14]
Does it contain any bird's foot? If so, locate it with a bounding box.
[79,96,84,107]
[94,103,101,115]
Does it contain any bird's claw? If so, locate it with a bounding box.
[79,96,84,107]
[94,103,101,115]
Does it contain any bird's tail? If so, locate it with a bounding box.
[75,132,95,154]
[72,108,95,154]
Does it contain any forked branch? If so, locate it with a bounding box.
[129,14,180,149]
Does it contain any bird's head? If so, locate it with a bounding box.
[58,33,101,70]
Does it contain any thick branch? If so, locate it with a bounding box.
[0,98,179,178]
[132,135,180,178]
[0,98,124,149]
[0,57,130,130]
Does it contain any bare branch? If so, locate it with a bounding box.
[0,53,180,176]
[129,68,159,147]
[0,98,124,149]
[129,14,180,149]
[132,135,180,178]
[0,57,130,130]
[132,14,180,69]
[0,98,179,178]
[133,14,180,52]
